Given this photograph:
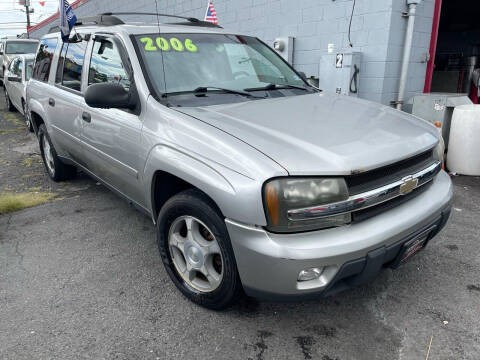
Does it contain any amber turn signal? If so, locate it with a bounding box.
[265,183,280,226]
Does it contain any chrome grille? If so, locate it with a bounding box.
[287,161,442,222]
[346,149,435,195]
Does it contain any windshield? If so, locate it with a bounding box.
[6,41,38,55]
[135,33,311,105]
[25,59,34,80]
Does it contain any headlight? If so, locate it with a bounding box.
[263,178,350,233]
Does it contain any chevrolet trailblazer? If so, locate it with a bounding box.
[27,14,452,309]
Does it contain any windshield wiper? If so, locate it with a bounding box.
[162,86,264,98]
[244,83,310,92]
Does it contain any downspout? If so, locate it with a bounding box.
[396,0,422,110]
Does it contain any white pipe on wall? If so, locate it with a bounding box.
[396,0,422,110]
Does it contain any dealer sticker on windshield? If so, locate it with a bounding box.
[140,36,198,52]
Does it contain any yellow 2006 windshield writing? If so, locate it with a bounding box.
[140,37,198,52]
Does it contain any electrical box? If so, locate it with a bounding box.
[319,52,362,96]
[408,93,472,147]
[273,37,294,64]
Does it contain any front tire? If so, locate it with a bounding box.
[157,189,243,309]
[38,124,76,181]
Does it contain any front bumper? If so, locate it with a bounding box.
[226,170,453,301]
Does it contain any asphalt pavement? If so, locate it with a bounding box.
[1,90,479,359]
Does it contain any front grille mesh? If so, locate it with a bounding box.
[345,149,438,222]
[346,149,434,195]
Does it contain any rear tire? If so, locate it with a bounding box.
[38,124,77,181]
[157,189,243,310]
[5,89,15,112]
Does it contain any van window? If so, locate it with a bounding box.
[32,38,58,82]
[5,41,38,54]
[62,40,87,91]
[88,39,130,90]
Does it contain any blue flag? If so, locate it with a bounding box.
[59,0,77,42]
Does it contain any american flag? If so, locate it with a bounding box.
[204,1,218,24]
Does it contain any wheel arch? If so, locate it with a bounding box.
[145,145,237,224]
[28,98,46,135]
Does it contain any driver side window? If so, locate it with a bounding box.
[88,38,130,91]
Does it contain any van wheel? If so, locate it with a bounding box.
[157,189,243,310]
[38,124,76,181]
[5,89,15,111]
[22,101,33,132]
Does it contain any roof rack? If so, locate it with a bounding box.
[166,21,222,28]
[76,15,125,26]
[101,12,223,28]
[47,12,222,34]
[48,14,124,33]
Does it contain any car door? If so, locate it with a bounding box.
[80,34,144,206]
[5,58,21,109]
[10,58,23,110]
[45,37,87,165]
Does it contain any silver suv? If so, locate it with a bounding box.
[27,14,452,309]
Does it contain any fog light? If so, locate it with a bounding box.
[298,267,323,282]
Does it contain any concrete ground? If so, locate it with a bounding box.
[1,90,479,360]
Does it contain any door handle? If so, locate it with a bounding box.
[82,112,91,123]
[48,98,55,107]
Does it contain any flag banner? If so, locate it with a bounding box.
[59,0,77,41]
[204,1,218,24]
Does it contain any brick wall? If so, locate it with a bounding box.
[29,0,435,106]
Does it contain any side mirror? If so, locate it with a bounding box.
[0,51,3,55]
[7,74,21,82]
[85,82,135,109]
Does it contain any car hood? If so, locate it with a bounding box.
[177,92,439,175]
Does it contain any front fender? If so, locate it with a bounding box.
[143,144,268,226]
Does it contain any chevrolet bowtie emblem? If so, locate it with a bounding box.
[399,176,418,195]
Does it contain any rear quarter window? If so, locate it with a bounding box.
[32,38,58,82]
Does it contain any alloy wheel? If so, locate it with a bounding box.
[168,215,223,293]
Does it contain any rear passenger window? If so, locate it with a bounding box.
[88,39,130,90]
[32,38,58,82]
[62,40,87,91]
[55,42,68,83]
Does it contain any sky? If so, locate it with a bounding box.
[0,0,60,37]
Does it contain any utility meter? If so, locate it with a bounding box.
[273,37,294,64]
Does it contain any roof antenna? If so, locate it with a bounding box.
[154,0,169,103]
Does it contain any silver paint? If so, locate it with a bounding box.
[26,24,452,298]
